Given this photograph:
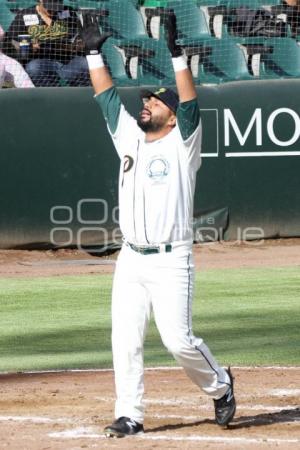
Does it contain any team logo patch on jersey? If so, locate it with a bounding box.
[147,156,170,183]
[123,155,134,173]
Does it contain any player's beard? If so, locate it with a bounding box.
[137,111,168,133]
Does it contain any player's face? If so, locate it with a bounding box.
[137,96,175,133]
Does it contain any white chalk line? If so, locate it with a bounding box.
[0,415,73,424]
[2,403,298,427]
[270,389,300,397]
[48,427,300,444]
[1,365,299,376]
[2,416,298,444]
[49,427,99,439]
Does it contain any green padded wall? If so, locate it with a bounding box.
[0,80,299,248]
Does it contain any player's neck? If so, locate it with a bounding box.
[145,126,173,143]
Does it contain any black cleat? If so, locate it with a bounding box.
[214,367,236,428]
[104,416,144,438]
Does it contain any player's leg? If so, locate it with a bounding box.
[106,245,151,436]
[148,249,235,426]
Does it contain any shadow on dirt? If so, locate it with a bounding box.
[146,407,300,433]
[230,407,300,429]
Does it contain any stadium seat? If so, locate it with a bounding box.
[237,42,279,78]
[137,40,175,84]
[103,39,175,86]
[0,0,15,32]
[96,0,150,41]
[216,0,283,39]
[167,0,212,39]
[232,37,300,79]
[196,0,223,6]
[270,4,297,39]
[142,1,213,40]
[6,0,36,11]
[141,0,167,6]
[102,41,139,86]
[260,37,300,77]
[76,0,176,85]
[76,0,107,9]
[227,0,282,8]
[183,37,254,83]
[63,0,78,8]
[137,1,257,84]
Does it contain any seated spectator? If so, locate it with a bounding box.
[283,0,300,36]
[0,24,34,88]
[2,0,90,86]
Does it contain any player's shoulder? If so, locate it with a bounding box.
[113,104,143,140]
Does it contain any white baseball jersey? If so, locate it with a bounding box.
[108,104,202,246]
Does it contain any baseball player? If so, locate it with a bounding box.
[81,12,236,438]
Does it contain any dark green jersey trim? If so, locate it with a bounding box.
[177,98,201,141]
[94,86,121,135]
[95,88,200,141]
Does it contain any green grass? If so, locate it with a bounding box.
[0,267,299,371]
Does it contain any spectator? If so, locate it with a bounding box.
[0,24,34,88]
[284,0,300,36]
[2,0,89,86]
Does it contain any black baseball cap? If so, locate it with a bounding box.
[140,87,179,113]
[41,0,63,11]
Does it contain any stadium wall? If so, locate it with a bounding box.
[0,79,299,249]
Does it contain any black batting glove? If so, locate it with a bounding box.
[80,12,111,56]
[165,12,183,58]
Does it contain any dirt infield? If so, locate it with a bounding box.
[0,237,300,277]
[0,368,299,450]
[1,239,299,449]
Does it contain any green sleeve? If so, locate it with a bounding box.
[94,86,122,135]
[176,98,201,141]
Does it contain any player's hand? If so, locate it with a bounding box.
[80,12,111,56]
[165,11,183,57]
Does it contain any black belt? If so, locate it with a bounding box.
[127,242,172,255]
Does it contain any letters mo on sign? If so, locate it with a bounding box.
[199,107,300,157]
[223,107,300,157]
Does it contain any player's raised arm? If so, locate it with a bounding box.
[164,12,200,143]
[165,12,197,103]
[80,12,113,95]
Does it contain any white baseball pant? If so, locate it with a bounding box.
[111,243,230,423]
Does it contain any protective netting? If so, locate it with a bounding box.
[0,0,300,88]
